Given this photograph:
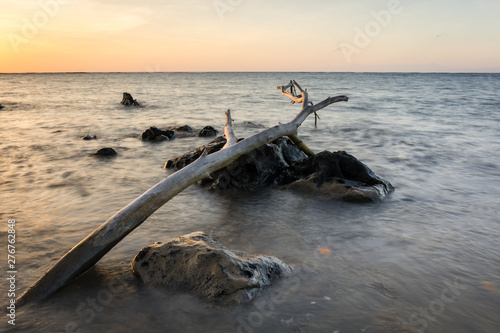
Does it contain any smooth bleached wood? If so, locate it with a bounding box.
[223,109,238,149]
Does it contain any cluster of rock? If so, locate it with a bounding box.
[165,136,393,202]
[139,125,218,141]
[132,231,292,304]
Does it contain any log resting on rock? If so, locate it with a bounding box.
[166,136,393,201]
[17,81,347,305]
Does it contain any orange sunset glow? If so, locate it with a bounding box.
[1,1,500,72]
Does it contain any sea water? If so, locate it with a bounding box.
[1,72,499,332]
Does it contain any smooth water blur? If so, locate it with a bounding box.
[1,73,499,333]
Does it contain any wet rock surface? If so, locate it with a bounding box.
[120,92,140,106]
[283,150,394,202]
[93,147,117,156]
[174,125,193,132]
[198,126,218,137]
[201,137,307,192]
[165,136,393,201]
[140,126,175,141]
[164,136,227,169]
[132,231,292,304]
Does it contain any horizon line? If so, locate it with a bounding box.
[1,70,500,74]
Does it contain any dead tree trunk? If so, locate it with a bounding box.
[18,81,347,305]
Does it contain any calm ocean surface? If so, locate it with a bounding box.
[1,72,499,332]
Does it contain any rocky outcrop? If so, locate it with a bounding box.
[164,136,227,169]
[132,232,292,304]
[121,92,140,106]
[165,137,394,202]
[282,151,394,202]
[200,137,307,191]
[198,126,218,137]
[140,126,175,141]
[93,147,117,156]
[82,135,97,140]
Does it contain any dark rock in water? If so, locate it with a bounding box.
[164,125,194,138]
[165,136,394,202]
[121,92,140,106]
[175,125,193,132]
[198,126,218,137]
[93,147,117,156]
[283,151,394,202]
[82,135,97,140]
[131,231,292,304]
[164,136,226,169]
[140,126,175,141]
[0,104,4,109]
[202,137,307,192]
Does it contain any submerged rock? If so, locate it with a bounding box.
[198,126,218,137]
[93,147,117,156]
[175,125,193,132]
[165,137,394,202]
[0,104,4,109]
[140,126,175,141]
[163,125,196,138]
[121,92,140,106]
[132,231,292,304]
[82,135,97,140]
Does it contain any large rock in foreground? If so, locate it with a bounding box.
[165,136,393,202]
[132,232,292,304]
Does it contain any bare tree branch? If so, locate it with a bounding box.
[223,109,238,149]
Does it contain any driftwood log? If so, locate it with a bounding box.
[18,81,348,305]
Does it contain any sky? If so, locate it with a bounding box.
[0,0,499,73]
